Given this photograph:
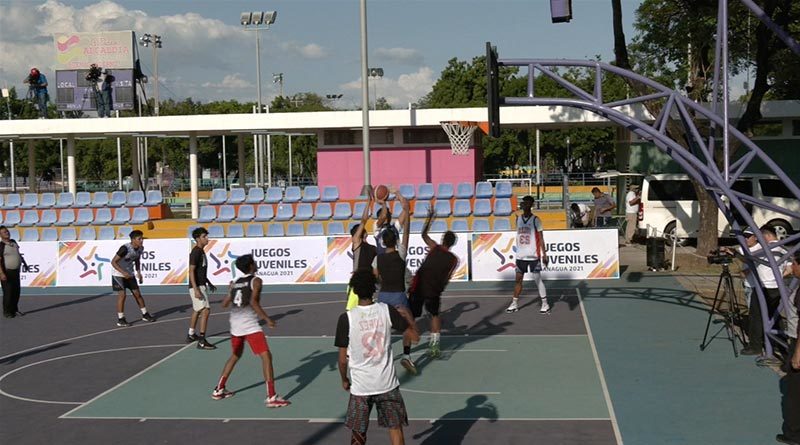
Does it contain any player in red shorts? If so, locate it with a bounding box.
[210,254,290,408]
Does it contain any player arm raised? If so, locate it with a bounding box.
[421,206,437,249]
[352,186,373,250]
[249,277,276,328]
[394,188,411,255]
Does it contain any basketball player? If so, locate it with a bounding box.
[110,230,156,327]
[347,187,377,310]
[374,187,408,256]
[188,226,217,349]
[211,255,290,408]
[506,196,550,314]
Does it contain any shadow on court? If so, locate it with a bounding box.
[577,283,707,311]
[413,395,499,444]
[0,342,70,365]
[22,292,110,315]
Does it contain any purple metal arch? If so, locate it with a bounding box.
[497,57,799,355]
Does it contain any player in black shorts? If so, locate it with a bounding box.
[110,230,156,327]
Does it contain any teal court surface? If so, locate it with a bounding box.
[0,273,785,444]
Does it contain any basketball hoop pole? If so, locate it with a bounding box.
[359,0,372,195]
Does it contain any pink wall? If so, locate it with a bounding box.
[318,146,482,199]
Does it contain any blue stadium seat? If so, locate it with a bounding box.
[208,225,225,239]
[410,220,424,233]
[90,192,109,208]
[4,210,21,226]
[327,221,345,235]
[307,222,325,236]
[392,201,404,219]
[78,227,96,240]
[98,226,116,240]
[453,199,471,217]
[472,219,490,232]
[451,219,469,232]
[475,181,493,199]
[294,203,313,221]
[412,200,431,218]
[434,200,451,217]
[283,186,302,203]
[41,228,58,241]
[347,221,359,233]
[3,194,20,209]
[265,186,283,203]
[39,193,56,208]
[236,205,255,222]
[216,205,236,223]
[430,220,448,233]
[455,182,474,199]
[126,190,145,207]
[74,192,91,208]
[198,206,216,223]
[245,187,265,204]
[494,218,511,231]
[352,202,368,220]
[130,207,149,225]
[313,203,332,220]
[144,190,163,206]
[493,198,512,216]
[302,186,320,202]
[266,223,285,237]
[21,229,39,242]
[19,210,39,227]
[436,183,454,200]
[495,182,512,198]
[333,202,352,220]
[227,224,245,238]
[0,212,3,224]
[8,228,19,240]
[287,223,305,236]
[20,193,38,209]
[59,227,77,241]
[246,224,264,237]
[255,204,274,222]
[55,209,75,226]
[111,208,131,225]
[209,188,227,205]
[228,188,246,204]
[0,194,4,208]
[108,191,127,207]
[398,184,415,200]
[417,183,434,200]
[117,226,133,239]
[37,209,57,227]
[55,192,74,208]
[94,208,112,225]
[275,204,294,221]
[473,199,492,217]
[321,186,339,202]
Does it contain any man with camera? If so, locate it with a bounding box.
[24,68,48,118]
[87,64,114,118]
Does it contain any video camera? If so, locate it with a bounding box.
[707,249,734,265]
[85,64,103,82]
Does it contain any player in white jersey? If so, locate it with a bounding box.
[506,196,550,314]
[210,254,290,408]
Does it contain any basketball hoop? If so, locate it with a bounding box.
[441,121,489,155]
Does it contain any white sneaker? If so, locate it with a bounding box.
[506,300,519,313]
[540,299,551,314]
[266,394,291,408]
[400,356,418,375]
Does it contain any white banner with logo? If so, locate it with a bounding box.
[204,237,326,285]
[19,241,58,288]
[56,239,190,287]
[54,31,135,70]
[471,229,619,281]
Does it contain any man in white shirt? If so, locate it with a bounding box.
[506,196,550,314]
[624,184,641,244]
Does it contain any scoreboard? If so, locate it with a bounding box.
[55,69,135,112]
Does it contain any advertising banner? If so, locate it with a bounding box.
[57,239,189,287]
[471,229,619,281]
[19,241,58,288]
[54,31,135,70]
[204,237,326,285]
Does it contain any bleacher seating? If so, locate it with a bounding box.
[208,225,224,239]
[275,204,294,221]
[216,205,236,223]
[118,226,133,239]
[473,199,492,217]
[19,210,39,227]
[283,186,302,203]
[98,226,116,240]
[410,220,424,233]
[294,203,313,221]
[41,228,58,241]
[39,193,56,208]
[95,208,112,225]
[347,221,359,233]
[246,224,264,237]
[436,183,454,200]
[198,206,216,223]
[451,219,469,232]
[495,182,512,198]
[475,181,493,199]
[130,208,150,225]
[302,186,320,202]
[246,187,264,204]
[430,220,448,232]
[227,224,245,238]
[8,228,19,240]
[493,218,511,231]
[90,192,109,208]
[111,208,131,225]
[20,193,38,209]
[37,209,57,227]
[455,182,474,199]
[321,186,339,202]
[127,191,145,207]
[267,224,285,237]
[236,205,255,222]
[307,222,325,236]
[398,184,415,200]
[453,199,471,217]
[352,202,368,220]
[493,198,512,216]
[186,225,200,239]
[55,192,74,208]
[109,191,127,207]
[79,227,96,240]
[412,200,430,217]
[314,203,333,220]
[287,223,305,236]
[145,190,163,206]
[0,195,4,208]
[472,219,490,232]
[209,188,227,205]
[434,200,451,218]
[60,227,77,240]
[265,187,283,203]
[22,229,39,242]
[55,209,76,226]
[417,183,434,200]
[5,210,21,226]
[327,221,345,235]
[74,192,91,208]
[255,204,274,222]
[333,202,352,220]
[228,188,246,204]
[3,194,21,209]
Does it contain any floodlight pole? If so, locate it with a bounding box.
[359,0,371,193]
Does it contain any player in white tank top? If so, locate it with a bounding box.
[507,196,550,314]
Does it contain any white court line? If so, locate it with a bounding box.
[577,288,624,445]
[0,344,183,405]
[400,388,501,395]
[59,343,194,418]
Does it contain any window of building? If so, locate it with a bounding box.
[403,128,451,144]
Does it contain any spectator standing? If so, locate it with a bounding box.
[24,68,48,118]
[624,184,641,244]
[591,187,616,228]
[0,226,26,318]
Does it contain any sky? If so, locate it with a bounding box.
[0,0,647,108]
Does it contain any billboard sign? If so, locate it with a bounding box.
[54,31,136,70]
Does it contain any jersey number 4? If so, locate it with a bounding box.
[233,290,249,307]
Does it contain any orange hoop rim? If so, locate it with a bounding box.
[440,120,490,135]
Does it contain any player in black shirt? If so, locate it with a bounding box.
[188,227,217,349]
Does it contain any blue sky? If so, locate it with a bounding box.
[0,0,645,107]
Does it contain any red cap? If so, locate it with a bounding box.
[30,68,39,75]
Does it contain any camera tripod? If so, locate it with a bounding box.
[700,263,747,357]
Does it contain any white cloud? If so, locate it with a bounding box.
[374,47,423,65]
[201,73,253,90]
[340,67,435,107]
[279,41,327,59]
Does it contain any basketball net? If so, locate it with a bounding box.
[440,121,489,156]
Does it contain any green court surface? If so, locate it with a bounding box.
[62,336,611,421]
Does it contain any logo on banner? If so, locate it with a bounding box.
[60,243,112,282]
[473,233,517,272]
[206,240,240,279]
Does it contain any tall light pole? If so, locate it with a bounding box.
[325,94,343,109]
[273,72,283,97]
[139,33,163,116]
[359,0,371,194]
[368,67,383,110]
[240,11,277,114]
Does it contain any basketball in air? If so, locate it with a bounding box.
[374,185,389,201]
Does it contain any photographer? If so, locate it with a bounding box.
[24,67,48,119]
[569,203,590,228]
[86,64,113,118]
[720,228,759,307]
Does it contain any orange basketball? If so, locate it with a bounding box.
[374,184,389,201]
